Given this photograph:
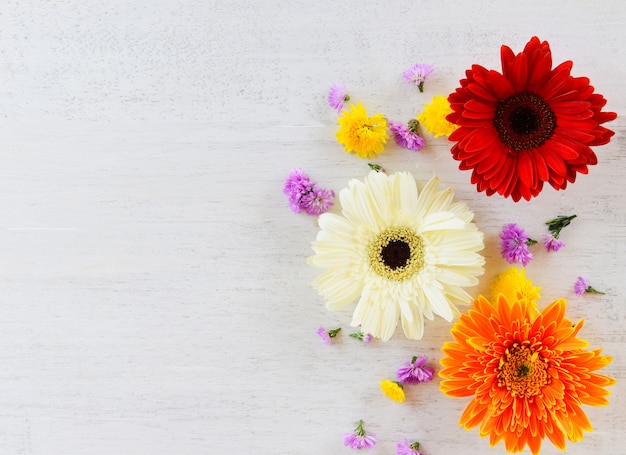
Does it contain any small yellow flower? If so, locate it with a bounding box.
[380,379,405,403]
[417,95,459,138]
[491,267,541,318]
[336,103,389,158]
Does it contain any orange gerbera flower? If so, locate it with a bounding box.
[439,295,615,454]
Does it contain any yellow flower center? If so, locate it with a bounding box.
[497,343,549,398]
[368,227,425,281]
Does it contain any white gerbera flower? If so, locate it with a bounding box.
[308,171,485,341]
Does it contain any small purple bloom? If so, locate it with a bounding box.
[328,83,350,113]
[396,438,422,455]
[301,186,335,216]
[389,120,426,152]
[284,169,334,216]
[402,63,434,92]
[397,355,434,384]
[574,276,605,296]
[344,420,376,450]
[543,234,564,252]
[283,169,315,213]
[362,333,372,343]
[317,326,331,345]
[500,223,534,267]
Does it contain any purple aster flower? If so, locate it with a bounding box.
[343,420,376,449]
[543,234,564,252]
[317,326,341,345]
[402,63,434,92]
[362,333,372,343]
[574,276,605,296]
[316,326,331,345]
[396,438,422,455]
[499,223,535,267]
[301,186,335,216]
[397,355,434,384]
[389,120,426,152]
[328,83,350,113]
[283,169,315,213]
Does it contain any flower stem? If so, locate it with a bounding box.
[327,327,342,338]
[586,286,605,295]
[546,214,577,238]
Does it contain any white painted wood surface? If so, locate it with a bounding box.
[0,1,624,454]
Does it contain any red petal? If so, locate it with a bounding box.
[541,61,573,100]
[533,151,550,181]
[541,146,567,176]
[500,45,516,79]
[467,82,498,102]
[464,98,497,113]
[544,137,580,160]
[554,127,596,143]
[517,151,536,189]
[510,52,529,93]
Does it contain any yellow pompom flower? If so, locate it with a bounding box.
[491,267,541,317]
[417,95,459,138]
[380,379,405,403]
[336,103,389,158]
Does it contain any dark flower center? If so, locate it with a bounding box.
[494,92,556,152]
[367,227,425,281]
[381,240,411,269]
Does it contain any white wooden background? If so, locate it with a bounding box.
[0,1,624,454]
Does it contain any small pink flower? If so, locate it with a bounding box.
[389,120,426,152]
[344,420,376,450]
[396,438,422,455]
[397,356,434,384]
[402,63,434,92]
[543,234,564,252]
[328,83,350,113]
[500,223,535,267]
[317,326,341,345]
[574,276,605,296]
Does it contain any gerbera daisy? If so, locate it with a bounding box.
[440,294,615,454]
[308,171,485,341]
[336,103,389,158]
[447,36,617,201]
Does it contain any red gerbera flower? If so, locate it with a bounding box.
[447,36,617,201]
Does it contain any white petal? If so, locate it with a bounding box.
[414,175,441,219]
[312,270,363,310]
[431,251,485,267]
[317,213,355,240]
[422,282,454,321]
[418,211,465,232]
[351,288,399,341]
[393,172,419,217]
[365,171,392,227]
[435,267,479,286]
[401,304,424,340]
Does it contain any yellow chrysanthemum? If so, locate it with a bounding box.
[380,379,405,403]
[336,103,389,158]
[417,95,459,138]
[491,267,541,317]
